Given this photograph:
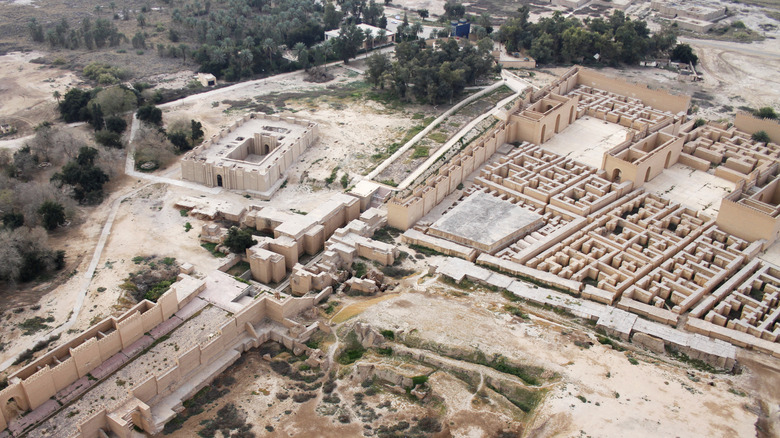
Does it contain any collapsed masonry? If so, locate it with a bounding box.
[178,191,396,296]
[389,66,780,361]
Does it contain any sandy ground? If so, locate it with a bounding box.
[1,10,779,436]
[0,59,433,373]
[346,280,763,438]
[0,51,82,133]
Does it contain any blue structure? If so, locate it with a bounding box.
[451,19,470,38]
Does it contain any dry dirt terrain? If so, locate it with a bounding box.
[1,1,780,436]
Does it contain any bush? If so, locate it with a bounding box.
[752,130,771,143]
[38,201,65,230]
[95,130,123,148]
[754,107,778,120]
[223,227,257,253]
[105,116,127,133]
[137,104,163,125]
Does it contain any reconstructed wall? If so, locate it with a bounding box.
[0,275,205,434]
[717,165,780,248]
[734,112,780,144]
[575,68,691,114]
[387,66,690,231]
[387,122,507,230]
[603,131,685,185]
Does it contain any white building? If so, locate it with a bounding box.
[324,23,396,49]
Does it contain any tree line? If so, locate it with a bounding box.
[366,38,497,105]
[28,17,124,50]
[497,8,677,65]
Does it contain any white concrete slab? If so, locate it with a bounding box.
[643,163,735,218]
[539,116,630,168]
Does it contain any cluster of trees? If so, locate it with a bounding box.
[497,8,677,65]
[0,126,117,283]
[51,147,110,205]
[171,0,328,80]
[0,227,66,283]
[28,17,124,50]
[58,85,137,150]
[166,119,204,152]
[671,43,698,66]
[132,105,204,170]
[366,39,497,104]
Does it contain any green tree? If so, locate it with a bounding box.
[755,107,778,120]
[417,9,429,19]
[294,42,311,70]
[105,116,127,134]
[191,120,204,142]
[443,1,465,20]
[671,43,698,66]
[334,24,364,64]
[59,88,94,123]
[366,53,392,88]
[167,131,190,151]
[2,212,24,229]
[137,104,163,125]
[752,131,771,143]
[51,147,109,204]
[89,103,104,132]
[223,227,256,253]
[38,201,66,231]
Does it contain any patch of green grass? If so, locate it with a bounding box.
[372,226,401,243]
[19,316,55,335]
[144,279,176,302]
[486,382,542,413]
[409,244,447,257]
[352,262,367,278]
[411,375,429,386]
[411,146,429,159]
[666,347,720,373]
[325,166,340,185]
[728,388,747,397]
[504,305,530,320]
[427,132,448,143]
[200,242,226,258]
[597,335,625,352]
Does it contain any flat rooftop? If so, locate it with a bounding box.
[192,118,308,170]
[643,163,735,218]
[540,116,630,168]
[429,191,543,253]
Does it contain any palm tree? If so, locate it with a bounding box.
[53,90,61,103]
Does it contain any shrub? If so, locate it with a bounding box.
[105,116,127,133]
[752,130,770,143]
[95,130,123,148]
[223,227,257,253]
[136,104,163,125]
